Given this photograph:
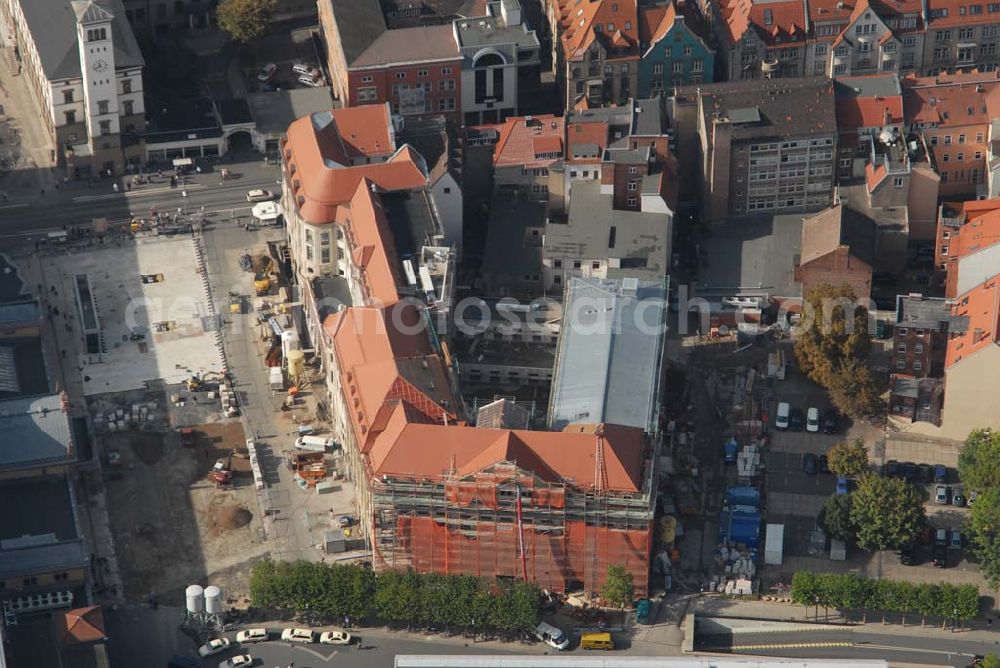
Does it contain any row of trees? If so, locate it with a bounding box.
[791,572,980,624]
[249,560,542,632]
[959,429,1000,586]
[794,284,882,418]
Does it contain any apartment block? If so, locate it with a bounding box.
[685,77,837,222]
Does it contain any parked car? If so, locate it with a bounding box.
[934,464,947,483]
[821,410,838,434]
[819,454,830,474]
[246,188,274,203]
[950,529,963,550]
[917,463,934,484]
[934,484,950,504]
[899,542,916,565]
[533,622,569,650]
[220,656,253,668]
[788,407,805,431]
[235,628,267,644]
[281,628,316,644]
[292,63,321,78]
[802,453,818,474]
[884,460,900,477]
[900,462,917,482]
[775,402,790,430]
[319,630,352,645]
[256,63,277,82]
[935,527,948,545]
[952,490,966,507]
[836,476,849,496]
[932,543,948,568]
[805,407,820,432]
[298,74,325,87]
[199,638,232,657]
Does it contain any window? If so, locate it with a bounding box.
[957,152,965,161]
[573,260,582,269]
[607,22,614,31]
[627,180,637,191]
[628,165,637,174]
[913,360,923,371]
[553,260,562,269]
[418,69,428,77]
[898,343,907,353]
[815,44,828,55]
[627,196,637,206]
[896,359,907,369]
[97,100,109,114]
[122,78,132,94]
[86,27,107,42]
[936,30,953,41]
[840,157,852,168]
[99,120,110,135]
[395,72,406,79]
[959,27,976,39]
[903,36,916,46]
[123,100,133,116]
[620,63,629,74]
[684,46,692,56]
[894,176,904,187]
[958,47,975,62]
[62,90,73,104]
[764,8,773,24]
[437,97,455,111]
[356,86,378,102]
[361,75,374,83]
[441,67,453,75]
[625,20,631,30]
[321,247,331,264]
[941,171,949,183]
[653,62,663,74]
[944,135,953,145]
[934,47,950,61]
[692,58,703,72]
[978,132,986,142]
[664,47,672,58]
[898,327,908,335]
[64,110,75,124]
[592,261,601,269]
[943,153,950,162]
[915,343,924,353]
[672,61,684,73]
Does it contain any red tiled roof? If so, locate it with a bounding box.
[283,105,428,224]
[342,179,403,306]
[836,93,904,133]
[566,119,609,163]
[720,0,806,46]
[946,279,1000,367]
[558,0,639,60]
[55,606,106,645]
[902,70,1000,128]
[493,115,566,168]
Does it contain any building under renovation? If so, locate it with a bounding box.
[366,415,656,595]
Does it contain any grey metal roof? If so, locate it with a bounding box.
[545,180,669,281]
[549,277,666,433]
[248,89,334,137]
[0,394,74,469]
[569,142,600,158]
[693,77,836,141]
[0,538,87,580]
[603,147,649,164]
[21,0,143,81]
[631,98,664,136]
[482,197,546,276]
[895,294,967,332]
[72,0,113,24]
[696,214,803,299]
[956,242,1000,296]
[834,74,901,100]
[455,14,539,49]
[326,0,387,66]
[0,301,40,326]
[351,24,459,68]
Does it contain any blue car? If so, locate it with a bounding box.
[836,476,849,495]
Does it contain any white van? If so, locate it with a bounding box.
[806,407,820,433]
[534,622,569,650]
[775,402,791,430]
[294,435,334,452]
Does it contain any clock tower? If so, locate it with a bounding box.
[73,1,119,143]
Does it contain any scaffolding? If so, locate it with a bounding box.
[370,463,654,595]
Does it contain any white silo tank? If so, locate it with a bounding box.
[204,585,222,614]
[185,584,204,614]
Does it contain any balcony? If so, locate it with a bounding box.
[869,131,911,175]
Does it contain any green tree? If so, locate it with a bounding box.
[958,428,1000,491]
[827,357,883,419]
[826,439,870,477]
[850,475,925,552]
[819,493,855,542]
[600,565,635,609]
[968,486,1000,586]
[217,0,275,42]
[983,654,1000,668]
[790,571,819,610]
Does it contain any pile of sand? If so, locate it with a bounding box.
[214,505,252,531]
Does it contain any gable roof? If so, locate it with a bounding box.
[350,23,460,68]
[557,0,639,61]
[720,0,806,46]
[902,70,1000,128]
[55,606,106,645]
[324,0,387,66]
[834,75,904,132]
[800,204,877,267]
[493,115,566,168]
[72,0,114,23]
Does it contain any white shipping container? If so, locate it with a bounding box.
[764,523,784,566]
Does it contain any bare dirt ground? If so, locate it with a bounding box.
[102,421,270,604]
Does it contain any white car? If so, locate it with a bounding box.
[281,627,316,643]
[199,637,232,657]
[256,63,277,82]
[775,401,790,430]
[319,630,352,645]
[221,655,253,668]
[292,63,321,79]
[246,188,274,203]
[298,74,325,88]
[806,407,820,433]
[235,628,268,643]
[533,622,569,650]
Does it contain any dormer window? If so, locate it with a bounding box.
[764,9,773,25]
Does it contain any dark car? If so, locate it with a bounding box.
[900,462,918,482]
[934,464,947,483]
[819,454,830,474]
[884,460,901,477]
[899,542,916,566]
[788,408,805,431]
[917,463,934,483]
[952,490,967,507]
[802,453,818,474]
[821,410,839,434]
[932,544,948,568]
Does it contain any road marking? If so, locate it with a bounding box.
[0,203,29,210]
[729,641,854,650]
[856,642,977,657]
[72,184,205,202]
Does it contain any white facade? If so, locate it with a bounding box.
[429,170,463,250]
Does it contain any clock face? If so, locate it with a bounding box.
[92,59,108,73]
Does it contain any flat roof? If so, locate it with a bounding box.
[0,476,77,542]
[351,24,459,68]
[482,197,546,276]
[455,15,539,49]
[0,394,74,469]
[957,242,1000,296]
[696,214,803,300]
[0,539,87,580]
[247,88,335,137]
[549,278,666,433]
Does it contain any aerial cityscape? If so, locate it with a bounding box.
[0,0,999,667]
